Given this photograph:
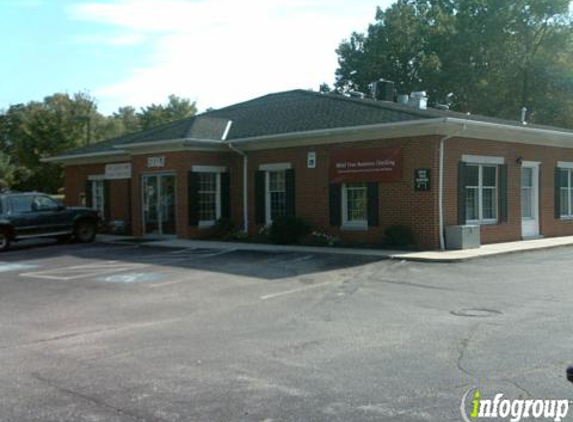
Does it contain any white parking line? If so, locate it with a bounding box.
[260,281,332,300]
[20,261,148,281]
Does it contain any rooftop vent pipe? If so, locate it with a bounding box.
[520,107,528,125]
[409,91,427,110]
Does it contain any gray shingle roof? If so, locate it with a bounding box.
[56,89,573,158]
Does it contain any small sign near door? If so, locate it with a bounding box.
[105,163,132,179]
[147,156,166,168]
[414,168,431,191]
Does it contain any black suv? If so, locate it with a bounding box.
[0,191,100,251]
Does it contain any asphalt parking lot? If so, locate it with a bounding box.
[1,239,573,421]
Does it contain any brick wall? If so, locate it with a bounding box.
[129,151,242,238]
[64,163,131,226]
[245,136,441,249]
[62,134,573,249]
[444,137,573,244]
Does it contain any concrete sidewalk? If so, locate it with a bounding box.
[393,235,573,262]
[96,234,573,262]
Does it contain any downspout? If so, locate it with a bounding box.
[225,121,248,234]
[438,119,468,250]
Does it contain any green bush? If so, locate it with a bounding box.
[384,225,414,247]
[269,216,311,244]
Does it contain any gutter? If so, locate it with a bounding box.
[41,150,128,163]
[227,118,446,146]
[438,119,468,250]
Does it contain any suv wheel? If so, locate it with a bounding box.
[74,221,97,243]
[0,229,10,252]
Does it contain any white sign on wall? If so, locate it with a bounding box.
[147,156,166,168]
[105,163,132,180]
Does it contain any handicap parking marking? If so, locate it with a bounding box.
[20,261,149,281]
[0,262,39,273]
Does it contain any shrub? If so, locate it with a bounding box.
[213,218,235,239]
[384,225,414,247]
[269,216,311,244]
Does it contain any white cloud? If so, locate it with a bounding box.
[67,0,391,113]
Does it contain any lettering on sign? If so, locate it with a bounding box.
[414,168,431,191]
[329,147,402,183]
[147,156,165,168]
[105,163,132,180]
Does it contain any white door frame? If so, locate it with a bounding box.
[521,161,540,238]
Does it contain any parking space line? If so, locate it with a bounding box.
[260,281,332,300]
[20,262,148,281]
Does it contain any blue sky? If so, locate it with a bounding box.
[0,0,393,115]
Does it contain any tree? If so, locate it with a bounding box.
[0,92,101,192]
[113,106,140,134]
[138,95,197,130]
[0,93,198,193]
[0,152,16,189]
[335,0,573,127]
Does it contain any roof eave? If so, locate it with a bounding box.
[41,150,129,164]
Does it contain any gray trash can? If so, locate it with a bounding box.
[445,225,480,250]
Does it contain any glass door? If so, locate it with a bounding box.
[142,174,176,236]
[521,163,539,238]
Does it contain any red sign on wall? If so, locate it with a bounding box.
[329,147,402,183]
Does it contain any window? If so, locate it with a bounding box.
[33,196,59,211]
[91,180,105,216]
[342,183,368,229]
[266,170,287,224]
[8,196,34,213]
[559,168,573,218]
[198,173,221,226]
[465,164,498,223]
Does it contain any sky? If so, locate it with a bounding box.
[0,0,394,115]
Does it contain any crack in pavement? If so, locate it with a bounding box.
[456,324,480,379]
[31,373,169,422]
[501,378,532,399]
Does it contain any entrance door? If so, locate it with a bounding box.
[142,174,176,236]
[521,162,540,238]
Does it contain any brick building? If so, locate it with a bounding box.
[46,90,573,250]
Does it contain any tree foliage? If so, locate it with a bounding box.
[137,95,197,130]
[335,0,573,126]
[0,93,197,193]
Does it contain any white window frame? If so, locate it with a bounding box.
[196,172,222,228]
[465,164,498,225]
[265,170,287,225]
[191,166,226,228]
[341,183,368,231]
[88,176,105,217]
[559,167,573,219]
